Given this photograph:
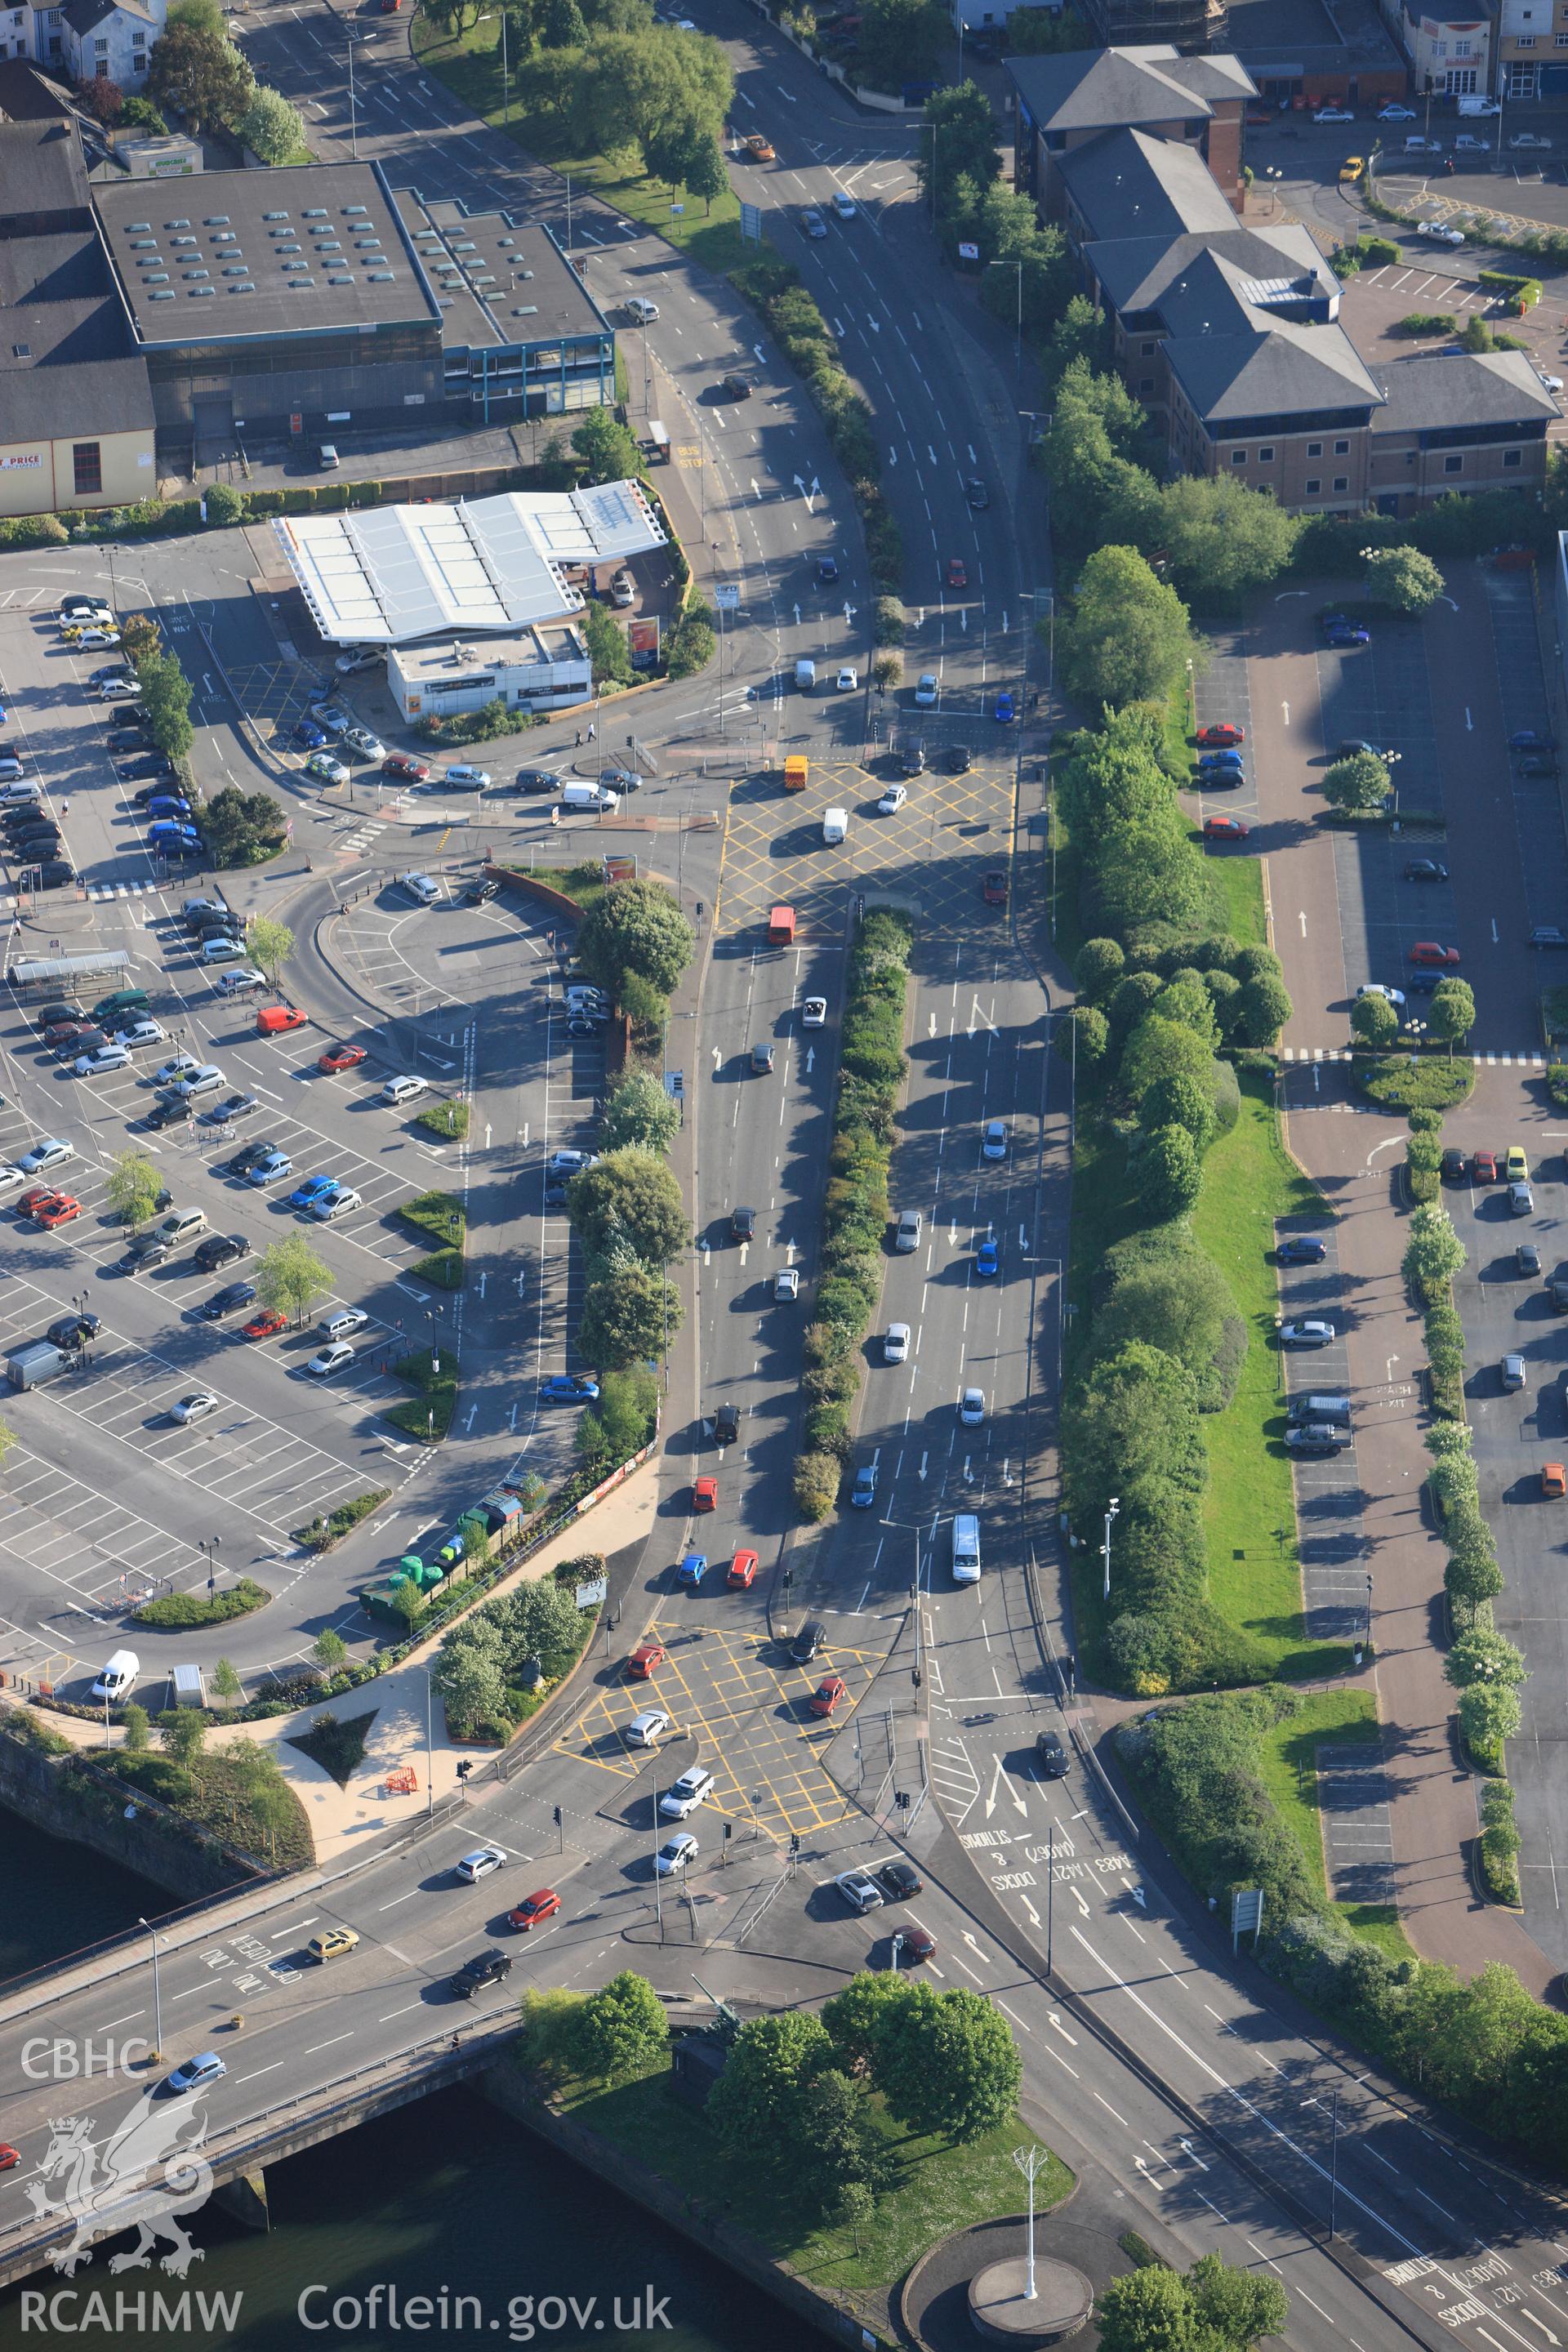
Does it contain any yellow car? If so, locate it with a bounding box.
[1507,1145,1530,1183]
[307,1927,360,1963]
[1339,155,1365,182]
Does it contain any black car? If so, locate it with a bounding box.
[1404,859,1448,882]
[196,914,245,938]
[1285,1423,1348,1455]
[1518,1244,1543,1278]
[515,768,559,795]
[732,1205,756,1241]
[965,478,989,510]
[714,1401,739,1446]
[875,1860,923,1901]
[899,746,925,777]
[106,728,146,753]
[199,1280,258,1321]
[37,862,74,889]
[790,1619,826,1665]
[1405,973,1442,996]
[817,555,840,582]
[1552,1277,1568,1313]
[719,372,752,400]
[1035,1730,1070,1778]
[194,1232,250,1272]
[145,1098,191,1131]
[1519,755,1560,778]
[121,761,176,785]
[464,878,500,905]
[947,744,973,773]
[227,1139,277,1177]
[449,1949,514,1999]
[47,1312,101,1350]
[124,1235,174,1269]
[1441,1147,1467,1181]
[33,1001,82,1030]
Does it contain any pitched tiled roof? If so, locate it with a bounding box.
[1007,42,1254,133]
[1056,126,1238,243]
[1165,314,1383,421]
[1370,348,1559,432]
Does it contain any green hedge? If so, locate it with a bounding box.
[133,1578,270,1628]
[292,1490,392,1552]
[1477,269,1541,305]
[417,1098,470,1141]
[1358,1057,1475,1111]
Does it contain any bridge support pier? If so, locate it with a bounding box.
[213,2167,270,2234]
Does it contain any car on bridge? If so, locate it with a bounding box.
[508,1889,562,1931]
[449,1949,513,1998]
[308,1928,360,1963]
[165,2053,226,2096]
[455,1845,506,1884]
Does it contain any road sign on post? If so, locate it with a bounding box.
[1231,1886,1263,1951]
[740,202,762,245]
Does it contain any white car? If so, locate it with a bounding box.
[835,666,858,692]
[914,672,939,707]
[659,1766,715,1820]
[982,1119,1007,1160]
[624,1708,670,1748]
[835,1868,884,1913]
[335,648,382,675]
[310,1187,361,1222]
[1538,370,1566,393]
[625,296,660,323]
[99,679,136,700]
[443,766,492,791]
[0,1165,26,1195]
[382,1076,428,1107]
[654,1831,698,1876]
[74,1044,130,1077]
[339,728,385,761]
[1463,97,1502,114]
[1418,220,1464,246]
[960,1387,986,1426]
[456,1845,506,1882]
[1404,135,1444,153]
[1510,132,1553,151]
[884,1322,911,1365]
[549,1148,599,1174]
[802,997,826,1027]
[1313,106,1355,123]
[1377,102,1416,119]
[877,783,908,815]
[774,1267,800,1302]
[172,1391,220,1426]
[1356,982,1405,1008]
[307,1341,355,1378]
[1454,133,1487,152]
[153,1054,203,1088]
[831,190,856,218]
[72,626,121,649]
[18,1138,74,1175]
[400,873,440,905]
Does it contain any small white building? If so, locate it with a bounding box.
[388,625,590,724]
[60,0,164,87]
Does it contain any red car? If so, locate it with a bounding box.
[382,755,430,782]
[243,1307,287,1341]
[1410,942,1460,967]
[809,1675,847,1717]
[16,1185,56,1218]
[0,2145,18,2172]
[693,1475,719,1512]
[33,1193,80,1228]
[42,1020,92,1049]
[318,1044,368,1074]
[898,1918,938,1963]
[728,1549,759,1589]
[626,1642,665,1681]
[946,557,968,591]
[982,870,1008,906]
[1472,1149,1499,1183]
[1203,814,1249,842]
[1196,723,1245,749]
[507,1887,561,1931]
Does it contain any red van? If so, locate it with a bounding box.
[256,1005,309,1036]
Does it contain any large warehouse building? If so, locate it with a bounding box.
[0,109,617,510]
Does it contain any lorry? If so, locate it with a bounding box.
[768,906,797,945]
[7,1339,70,1390]
[783,755,808,793]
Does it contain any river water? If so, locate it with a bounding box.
[0,1814,823,2352]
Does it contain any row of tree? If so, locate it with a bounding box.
[146,0,306,161]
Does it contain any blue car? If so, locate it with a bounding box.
[541,1374,599,1402]
[1510,730,1555,751]
[850,1463,879,1508]
[288,1174,340,1211]
[976,1236,1000,1278]
[678,1552,709,1589]
[1199,751,1243,772]
[1276,1235,1327,1265]
[146,795,190,819]
[1324,615,1370,647]
[994,691,1015,724]
[294,718,329,750]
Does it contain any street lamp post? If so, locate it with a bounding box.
[1011,2145,1047,2300]
[139,1917,163,2059]
[346,34,359,159]
[1101,1496,1120,1603]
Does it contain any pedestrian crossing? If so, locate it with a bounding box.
[87,879,160,903]
[339,819,387,860]
[1279,1047,1547,1067]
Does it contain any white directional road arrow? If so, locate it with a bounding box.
[804,1045,815,1072]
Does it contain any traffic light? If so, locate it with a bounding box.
[456,1759,472,1781]
[724,1820,733,1841]
[790,1833,801,1855]
[553,1805,563,1827]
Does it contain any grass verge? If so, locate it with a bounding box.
[1192,1069,1352,1682]
[411,19,746,274]
[1207,853,1267,947]
[387,1345,459,1442]
[134,1578,270,1629]
[563,2065,1072,2301]
[1255,1689,1416,1958]
[292,1490,391,1553]
[417,1099,470,1142]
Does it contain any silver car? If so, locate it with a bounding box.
[895,1209,922,1253]
[835,1869,884,1913]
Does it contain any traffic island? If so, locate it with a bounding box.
[969,2256,1094,2346]
[902,2185,1141,2352]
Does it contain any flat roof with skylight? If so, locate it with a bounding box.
[92,161,441,348]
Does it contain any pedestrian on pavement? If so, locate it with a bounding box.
[60,799,69,814]
[575,729,581,747]
[587,722,596,742]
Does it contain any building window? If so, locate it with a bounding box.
[1305,477,1321,493]
[1138,376,1154,393]
[93,34,106,49]
[1433,38,1447,53]
[1140,340,1156,356]
[1556,29,1568,41]
[1258,445,1276,461]
[1334,439,1349,455]
[1443,454,1463,473]
[1307,440,1323,457]
[72,442,101,497]
[1517,32,1537,42]
[1334,476,1348,492]
[1454,36,1472,53]
[1231,448,1246,465]
[1504,448,1523,466]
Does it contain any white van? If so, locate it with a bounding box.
[172,1662,206,1708]
[1457,93,1500,114]
[822,808,848,845]
[952,1514,982,1585]
[561,782,619,812]
[91,1649,140,1702]
[795,658,817,691]
[626,296,660,324]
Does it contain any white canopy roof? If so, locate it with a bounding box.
[271,479,667,646]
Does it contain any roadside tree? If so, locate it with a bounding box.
[1366,545,1446,615]
[247,915,294,983]
[254,1235,332,1326]
[577,878,694,996]
[106,1150,163,1229]
[1429,978,1476,1055]
[1351,991,1399,1049]
[577,1269,680,1369]
[233,83,305,162]
[822,1971,913,2074]
[1138,1125,1202,1223]
[147,20,252,132]
[1058,546,1195,711]
[568,1970,669,2086]
[1402,1202,1467,1297]
[571,408,641,485]
[1445,1628,1528,1691]
[1323,751,1390,815]
[210,1658,243,1711]
[568,1149,687,1265]
[871,1984,1021,2141]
